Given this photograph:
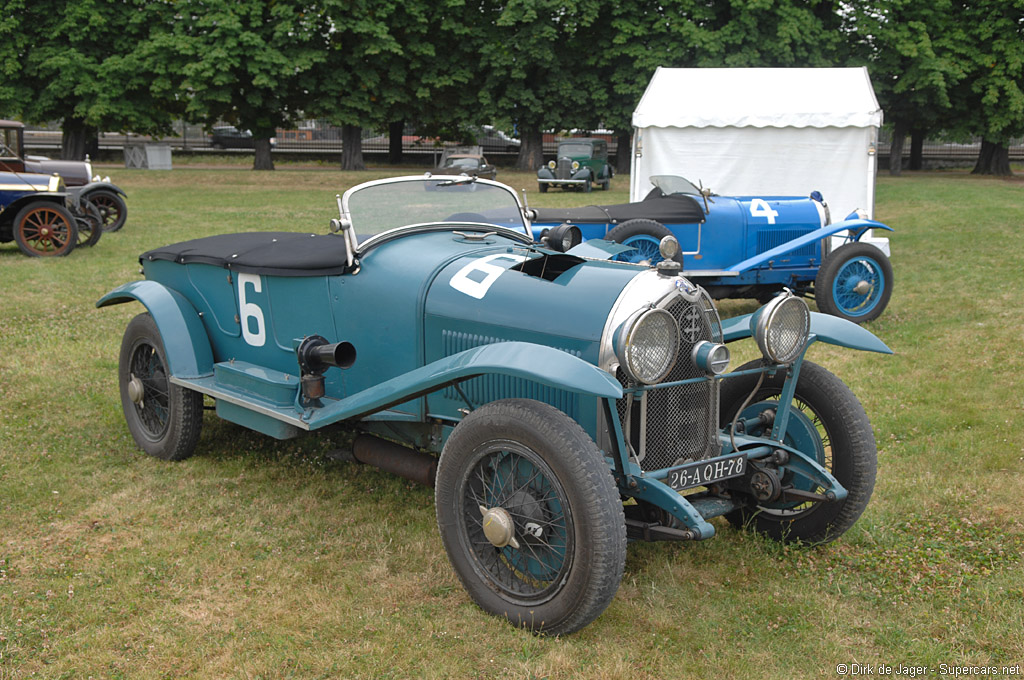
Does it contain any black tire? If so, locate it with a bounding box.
[719,360,877,545]
[435,399,626,635]
[73,200,103,247]
[538,182,548,193]
[814,242,893,323]
[84,188,128,232]
[119,313,203,461]
[606,219,681,265]
[13,202,78,257]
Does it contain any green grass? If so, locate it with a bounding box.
[2,165,1023,678]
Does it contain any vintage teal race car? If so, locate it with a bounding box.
[99,175,890,635]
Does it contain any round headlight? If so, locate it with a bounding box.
[692,341,730,375]
[571,161,580,171]
[616,308,679,384]
[548,160,556,170]
[753,293,810,364]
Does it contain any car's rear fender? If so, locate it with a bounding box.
[96,280,214,378]
[725,219,894,274]
[721,310,893,355]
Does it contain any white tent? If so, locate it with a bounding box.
[630,67,883,222]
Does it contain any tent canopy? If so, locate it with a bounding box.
[632,67,882,130]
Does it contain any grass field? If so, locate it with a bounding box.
[1,164,1022,678]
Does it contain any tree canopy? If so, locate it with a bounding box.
[2,0,1021,174]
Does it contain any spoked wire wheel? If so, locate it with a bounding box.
[118,313,202,460]
[719,360,877,544]
[460,441,573,601]
[436,399,625,635]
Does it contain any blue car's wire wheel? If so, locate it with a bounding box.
[607,219,678,266]
[435,399,626,635]
[815,243,893,323]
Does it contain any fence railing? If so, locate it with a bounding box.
[19,122,1024,162]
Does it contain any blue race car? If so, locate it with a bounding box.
[529,175,894,323]
[99,175,890,635]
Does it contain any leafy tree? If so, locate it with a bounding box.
[159,0,328,170]
[473,0,603,170]
[942,0,1024,175]
[846,0,962,175]
[0,0,182,159]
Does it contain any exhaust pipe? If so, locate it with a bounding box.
[343,434,438,488]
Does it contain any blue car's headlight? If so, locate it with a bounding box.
[752,293,810,364]
[615,308,679,384]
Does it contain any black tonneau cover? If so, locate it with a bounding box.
[141,232,351,277]
[531,195,705,225]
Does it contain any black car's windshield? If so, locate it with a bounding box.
[445,157,480,169]
[649,175,702,196]
[343,176,530,238]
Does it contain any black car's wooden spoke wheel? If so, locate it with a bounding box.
[435,399,626,635]
[13,203,78,257]
[85,189,127,232]
[118,313,203,461]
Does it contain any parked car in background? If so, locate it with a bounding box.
[0,119,128,232]
[209,125,277,150]
[537,138,613,193]
[528,174,894,323]
[99,174,889,635]
[429,147,497,180]
[472,125,521,154]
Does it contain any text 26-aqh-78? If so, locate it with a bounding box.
[100,175,890,635]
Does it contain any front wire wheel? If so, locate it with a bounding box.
[74,200,103,247]
[435,399,626,635]
[118,313,203,460]
[85,189,128,232]
[719,360,877,544]
[814,242,893,323]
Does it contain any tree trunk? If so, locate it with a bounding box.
[972,139,1012,175]
[614,130,632,175]
[341,125,366,171]
[515,126,544,171]
[253,138,275,170]
[388,120,404,164]
[909,129,924,171]
[61,117,98,161]
[888,121,906,176]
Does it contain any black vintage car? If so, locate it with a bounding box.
[0,119,128,232]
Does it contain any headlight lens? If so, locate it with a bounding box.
[616,308,679,384]
[753,293,810,364]
[571,161,580,171]
[547,160,556,170]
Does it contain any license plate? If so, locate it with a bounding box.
[663,453,747,491]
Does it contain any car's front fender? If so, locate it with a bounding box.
[303,341,623,429]
[537,167,555,180]
[80,181,127,198]
[97,281,214,378]
[721,311,892,355]
[725,218,893,274]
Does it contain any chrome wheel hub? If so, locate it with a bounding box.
[479,505,519,549]
[127,374,145,405]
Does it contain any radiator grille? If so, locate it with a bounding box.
[756,229,816,258]
[555,158,574,179]
[618,289,722,471]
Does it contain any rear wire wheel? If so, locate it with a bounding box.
[435,399,626,635]
[118,313,203,460]
[607,219,679,266]
[719,360,877,544]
